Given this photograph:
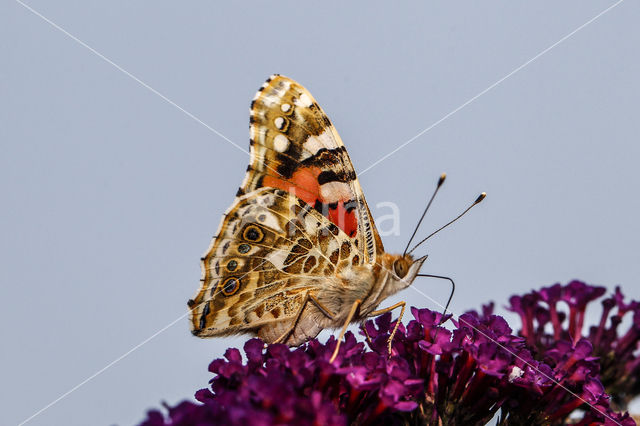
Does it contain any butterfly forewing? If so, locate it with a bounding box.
[241,75,383,264]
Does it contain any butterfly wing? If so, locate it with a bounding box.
[239,75,383,264]
[189,187,361,338]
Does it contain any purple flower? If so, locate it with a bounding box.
[140,281,639,425]
[506,281,640,411]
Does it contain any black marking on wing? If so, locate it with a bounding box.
[317,170,354,185]
[301,147,347,167]
[344,200,357,213]
[276,157,298,178]
[199,302,211,330]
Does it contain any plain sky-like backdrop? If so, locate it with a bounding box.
[2,1,639,425]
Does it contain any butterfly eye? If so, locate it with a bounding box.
[243,225,264,242]
[393,259,409,279]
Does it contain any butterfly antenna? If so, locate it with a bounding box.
[408,192,486,255]
[416,274,455,323]
[402,173,446,257]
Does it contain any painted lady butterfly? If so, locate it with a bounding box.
[188,75,473,361]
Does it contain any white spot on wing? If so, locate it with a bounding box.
[273,134,289,152]
[266,249,288,269]
[303,135,323,154]
[259,210,283,233]
[303,213,320,234]
[327,238,340,255]
[262,96,277,108]
[303,129,339,154]
[298,93,313,107]
[320,182,353,203]
[274,117,284,129]
[281,103,291,113]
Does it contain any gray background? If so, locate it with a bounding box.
[2,1,639,425]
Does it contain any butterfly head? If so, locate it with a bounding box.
[386,253,428,291]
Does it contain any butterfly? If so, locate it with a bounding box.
[188,75,482,362]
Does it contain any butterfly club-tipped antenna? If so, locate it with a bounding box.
[403,173,447,257]
[407,191,486,255]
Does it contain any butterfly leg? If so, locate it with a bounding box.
[361,324,373,345]
[329,299,362,363]
[273,291,335,345]
[309,293,336,320]
[367,301,406,356]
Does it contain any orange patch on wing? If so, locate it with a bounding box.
[328,202,358,238]
[263,167,322,207]
[262,166,358,237]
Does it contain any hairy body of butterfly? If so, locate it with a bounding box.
[188,75,426,360]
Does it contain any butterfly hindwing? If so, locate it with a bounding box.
[240,75,383,264]
[189,187,361,338]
